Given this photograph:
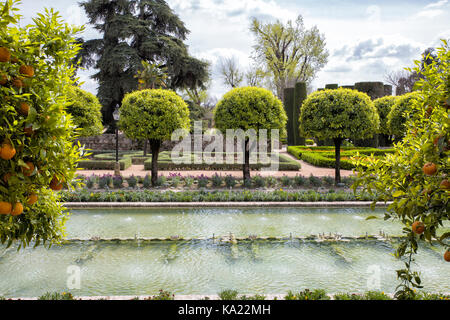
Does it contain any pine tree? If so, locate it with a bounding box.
[77,0,209,129]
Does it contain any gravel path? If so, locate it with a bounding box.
[77,152,354,178]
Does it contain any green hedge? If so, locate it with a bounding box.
[78,157,132,170]
[143,153,301,171]
[287,146,394,169]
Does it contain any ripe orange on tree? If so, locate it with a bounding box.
[12,77,24,88]
[440,179,450,190]
[444,250,450,262]
[24,125,33,137]
[0,141,16,160]
[22,161,35,176]
[422,162,437,176]
[19,65,34,77]
[0,201,12,214]
[27,193,38,205]
[49,176,63,191]
[19,102,30,116]
[0,74,7,85]
[11,202,23,216]
[412,221,425,235]
[0,47,11,62]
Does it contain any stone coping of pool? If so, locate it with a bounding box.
[63,201,392,208]
[8,293,450,300]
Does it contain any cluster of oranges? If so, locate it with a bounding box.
[0,46,63,216]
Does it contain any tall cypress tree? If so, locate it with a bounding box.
[77,0,209,129]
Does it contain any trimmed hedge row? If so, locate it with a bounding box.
[143,153,301,171]
[288,146,394,169]
[77,157,133,170]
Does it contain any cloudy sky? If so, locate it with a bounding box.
[19,0,450,98]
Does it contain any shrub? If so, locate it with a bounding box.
[86,175,96,189]
[211,174,223,187]
[143,174,152,188]
[322,176,335,187]
[252,175,265,188]
[387,92,421,139]
[169,173,182,187]
[305,139,314,146]
[293,175,307,187]
[112,176,123,188]
[127,175,137,188]
[354,82,385,100]
[38,292,75,300]
[184,176,194,188]
[219,290,239,300]
[265,176,277,187]
[65,86,103,137]
[146,290,174,300]
[155,175,166,187]
[308,174,322,187]
[197,175,209,188]
[243,179,252,188]
[224,175,237,188]
[374,96,399,135]
[281,175,292,187]
[285,289,330,300]
[98,175,112,189]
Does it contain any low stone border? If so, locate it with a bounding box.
[64,201,392,208]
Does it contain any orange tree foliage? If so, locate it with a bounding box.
[353,40,449,298]
[0,1,86,248]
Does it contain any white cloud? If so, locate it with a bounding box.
[416,9,444,18]
[366,5,381,22]
[424,0,448,9]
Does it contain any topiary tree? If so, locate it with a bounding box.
[0,1,85,247]
[387,92,421,140]
[299,88,380,184]
[119,89,190,186]
[355,82,385,100]
[354,40,449,299]
[214,87,287,183]
[66,86,103,137]
[374,96,399,146]
[293,82,307,145]
[325,83,338,89]
[283,87,295,146]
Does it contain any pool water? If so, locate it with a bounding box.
[0,207,448,298]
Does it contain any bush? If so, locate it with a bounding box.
[387,92,421,139]
[265,176,277,187]
[354,82,385,100]
[281,175,292,187]
[224,175,237,188]
[65,86,103,137]
[78,157,132,170]
[293,175,307,187]
[252,175,266,188]
[146,290,174,300]
[322,176,335,187]
[155,175,166,187]
[38,292,75,300]
[308,175,322,187]
[127,175,137,188]
[112,176,123,189]
[86,175,96,189]
[285,289,330,300]
[143,175,152,188]
[98,175,112,189]
[211,174,223,187]
[197,175,209,188]
[184,176,194,188]
[169,173,182,187]
[374,96,399,135]
[305,139,314,146]
[219,290,239,300]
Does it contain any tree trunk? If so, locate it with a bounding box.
[143,140,148,157]
[243,137,251,184]
[334,138,342,185]
[150,139,161,187]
